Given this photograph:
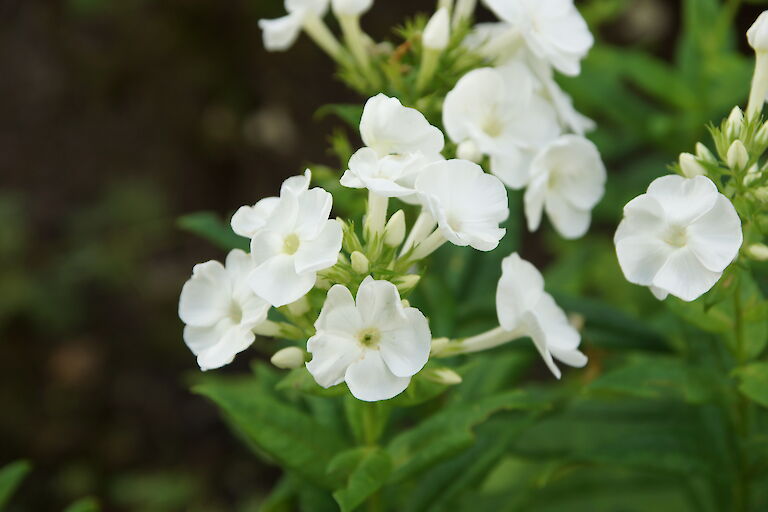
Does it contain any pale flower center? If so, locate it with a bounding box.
[663,225,688,248]
[228,301,243,324]
[357,327,382,349]
[482,115,504,138]
[282,233,301,255]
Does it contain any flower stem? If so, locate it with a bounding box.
[435,326,525,357]
[303,14,344,63]
[401,211,436,255]
[409,228,446,260]
[339,14,379,89]
[365,191,388,238]
[747,53,768,119]
[416,49,440,94]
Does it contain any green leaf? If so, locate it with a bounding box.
[587,354,715,403]
[276,367,346,398]
[63,497,100,512]
[330,447,392,512]
[177,211,248,251]
[315,104,364,130]
[735,362,768,408]
[386,391,548,484]
[194,375,349,489]
[0,460,31,508]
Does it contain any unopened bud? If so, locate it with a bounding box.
[423,8,450,50]
[757,121,768,146]
[384,210,406,247]
[427,367,463,385]
[747,243,768,261]
[393,274,421,294]
[755,186,768,201]
[679,153,707,178]
[351,251,369,274]
[744,164,761,186]
[430,337,451,356]
[695,142,717,164]
[748,11,768,53]
[457,139,482,162]
[726,107,744,138]
[726,140,749,170]
[270,347,306,369]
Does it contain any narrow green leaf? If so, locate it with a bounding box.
[177,211,248,251]
[331,447,392,512]
[735,362,768,408]
[0,460,31,508]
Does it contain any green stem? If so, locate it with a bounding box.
[731,277,752,511]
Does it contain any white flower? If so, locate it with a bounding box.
[331,0,372,16]
[484,0,594,76]
[415,159,509,252]
[524,135,606,239]
[359,94,445,158]
[306,277,431,401]
[496,253,587,378]
[423,8,451,51]
[179,250,271,371]
[614,175,743,302]
[340,148,443,200]
[231,170,311,238]
[247,173,342,307]
[258,0,330,52]
[442,66,560,188]
[748,11,768,52]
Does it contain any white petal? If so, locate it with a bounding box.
[686,196,743,272]
[355,277,406,328]
[286,0,329,15]
[224,249,255,282]
[306,332,363,388]
[280,169,312,196]
[646,175,719,226]
[651,248,722,302]
[615,234,673,287]
[530,293,581,352]
[360,94,444,156]
[248,254,316,307]
[231,197,279,238]
[537,135,606,211]
[258,14,303,52]
[614,194,666,244]
[544,193,592,239]
[196,325,256,371]
[295,188,333,240]
[345,350,411,401]
[179,261,231,327]
[184,323,224,356]
[294,220,342,274]
[496,253,545,330]
[315,284,363,334]
[523,172,547,232]
[378,308,431,378]
[550,346,588,368]
[650,286,669,300]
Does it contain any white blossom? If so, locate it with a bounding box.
[614,175,743,302]
[524,135,606,239]
[179,250,272,371]
[231,170,310,238]
[340,148,443,200]
[484,0,593,76]
[331,0,372,16]
[442,66,560,188]
[258,0,330,52]
[246,172,342,307]
[496,253,587,378]
[306,277,431,401]
[415,159,508,252]
[423,8,451,51]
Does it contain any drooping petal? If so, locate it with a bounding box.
[258,13,304,52]
[280,169,312,196]
[294,220,343,274]
[651,247,722,302]
[686,195,743,272]
[345,350,411,401]
[544,192,592,239]
[496,253,545,330]
[378,308,431,378]
[195,325,256,371]
[231,197,280,238]
[306,332,363,388]
[360,94,444,157]
[179,261,231,327]
[248,253,316,307]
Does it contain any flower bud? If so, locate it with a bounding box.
[457,140,482,162]
[270,347,306,369]
[423,8,450,50]
[695,142,717,164]
[744,164,761,186]
[427,367,463,385]
[747,243,768,261]
[726,107,744,139]
[748,11,768,53]
[393,274,421,294]
[430,337,451,356]
[755,186,768,202]
[757,121,768,146]
[384,210,406,247]
[351,251,369,274]
[726,140,749,170]
[331,0,373,16]
[679,152,707,178]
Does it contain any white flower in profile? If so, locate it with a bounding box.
[524,135,606,239]
[179,250,272,371]
[331,0,372,16]
[415,159,509,252]
[615,175,743,302]
[306,277,431,401]
[359,94,445,158]
[443,66,560,188]
[259,0,332,52]
[497,253,587,378]
[484,0,594,76]
[247,172,342,307]
[423,8,451,51]
[231,170,311,238]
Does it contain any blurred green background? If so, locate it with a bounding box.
[0,0,765,510]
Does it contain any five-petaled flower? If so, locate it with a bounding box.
[614,175,743,302]
[306,277,431,401]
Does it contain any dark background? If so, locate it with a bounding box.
[0,0,761,509]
